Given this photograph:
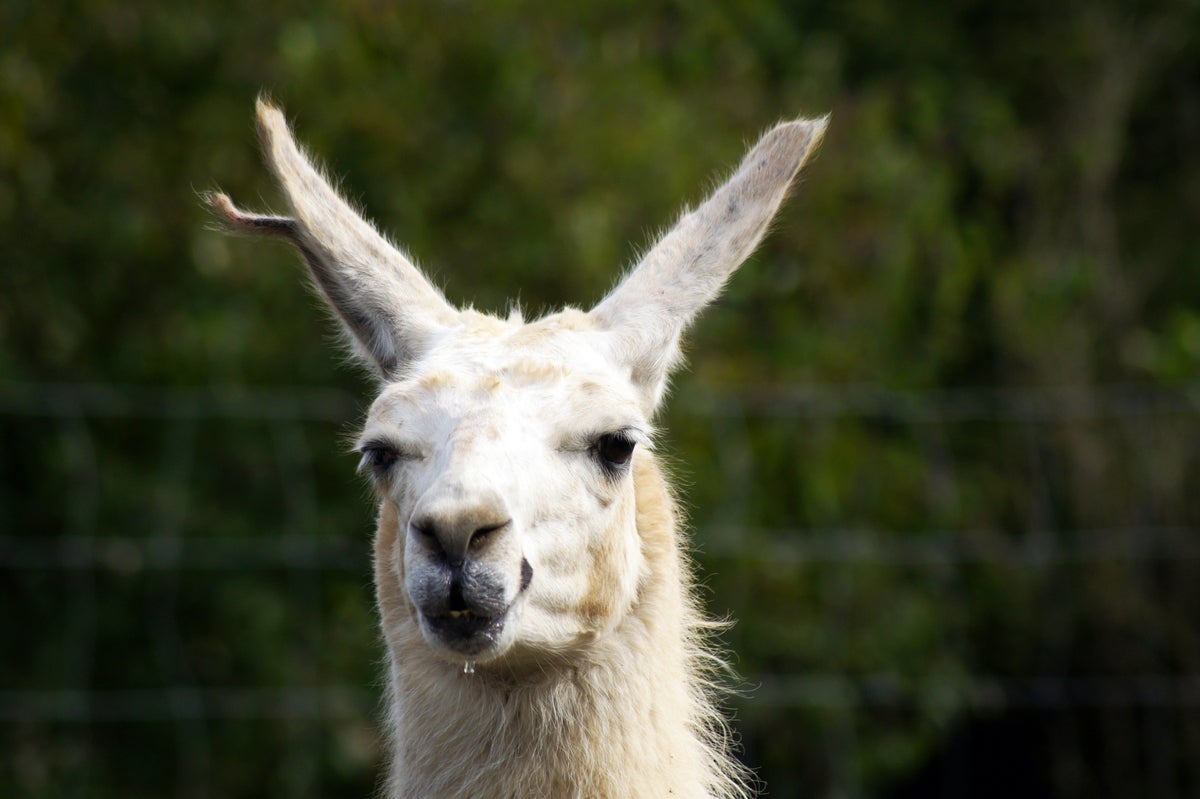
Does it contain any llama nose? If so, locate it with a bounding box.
[409,489,512,562]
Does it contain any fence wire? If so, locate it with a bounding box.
[2,381,1198,798]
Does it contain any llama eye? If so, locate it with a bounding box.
[359,444,400,473]
[595,432,636,471]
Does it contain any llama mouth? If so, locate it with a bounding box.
[422,608,508,655]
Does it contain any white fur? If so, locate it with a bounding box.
[208,98,826,798]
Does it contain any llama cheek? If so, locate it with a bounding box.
[576,581,619,629]
[577,532,637,629]
[376,499,410,578]
[374,501,413,629]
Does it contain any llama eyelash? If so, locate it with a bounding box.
[559,425,651,454]
[592,431,637,479]
[355,439,421,475]
[357,444,398,474]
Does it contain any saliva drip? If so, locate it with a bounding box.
[462,661,476,675]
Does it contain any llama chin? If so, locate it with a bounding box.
[208,97,826,799]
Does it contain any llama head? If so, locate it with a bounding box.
[208,99,825,667]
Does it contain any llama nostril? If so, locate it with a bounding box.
[409,520,437,543]
[409,497,510,561]
[468,518,511,550]
[409,519,452,563]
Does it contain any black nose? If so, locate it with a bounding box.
[410,556,512,621]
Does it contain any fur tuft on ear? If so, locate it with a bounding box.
[203,190,299,240]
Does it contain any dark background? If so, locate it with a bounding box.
[3,1,1200,796]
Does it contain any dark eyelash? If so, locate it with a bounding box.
[593,431,636,477]
[360,445,399,472]
[357,440,418,475]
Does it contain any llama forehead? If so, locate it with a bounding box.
[364,308,645,436]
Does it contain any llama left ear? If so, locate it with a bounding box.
[206,98,459,379]
[590,116,828,412]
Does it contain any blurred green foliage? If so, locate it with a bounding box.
[3,1,1200,797]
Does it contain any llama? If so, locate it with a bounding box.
[207,99,825,799]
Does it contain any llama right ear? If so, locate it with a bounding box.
[590,116,827,412]
[205,98,458,378]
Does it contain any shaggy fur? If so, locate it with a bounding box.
[208,98,825,798]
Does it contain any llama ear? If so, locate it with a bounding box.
[206,97,458,378]
[589,116,827,411]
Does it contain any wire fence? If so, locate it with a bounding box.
[2,381,1198,797]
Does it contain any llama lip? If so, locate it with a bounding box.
[422,608,508,654]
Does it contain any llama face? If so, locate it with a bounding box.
[356,311,651,662]
[209,98,825,672]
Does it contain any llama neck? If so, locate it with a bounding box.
[374,457,746,799]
